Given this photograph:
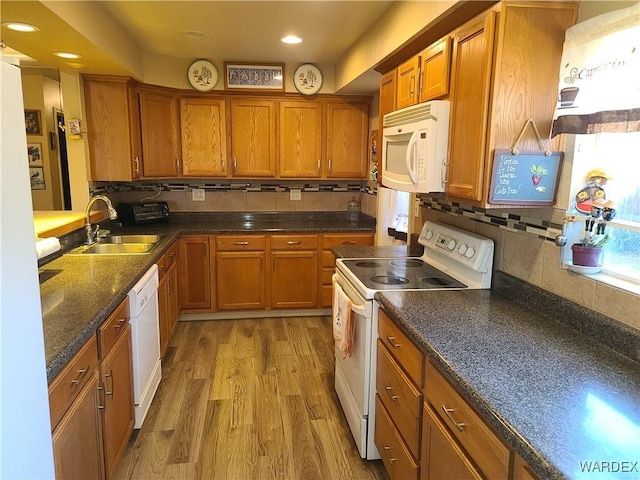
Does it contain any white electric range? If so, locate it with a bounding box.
[332,220,494,459]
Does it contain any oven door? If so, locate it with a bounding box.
[333,272,380,459]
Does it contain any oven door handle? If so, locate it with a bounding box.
[350,301,366,316]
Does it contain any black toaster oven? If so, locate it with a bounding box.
[117,202,170,226]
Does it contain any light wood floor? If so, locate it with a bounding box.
[115,316,387,480]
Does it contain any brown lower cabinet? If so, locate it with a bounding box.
[158,241,180,356]
[178,235,211,311]
[376,307,540,480]
[270,234,318,309]
[50,297,134,480]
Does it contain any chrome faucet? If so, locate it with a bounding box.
[85,195,118,245]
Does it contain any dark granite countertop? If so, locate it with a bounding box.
[376,271,640,480]
[41,212,375,382]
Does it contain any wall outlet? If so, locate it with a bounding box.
[192,188,205,202]
[290,189,302,201]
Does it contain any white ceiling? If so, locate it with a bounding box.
[1,1,395,93]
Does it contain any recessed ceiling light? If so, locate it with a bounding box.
[1,22,39,33]
[184,30,205,39]
[281,35,302,45]
[53,51,81,59]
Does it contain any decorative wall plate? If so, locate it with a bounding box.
[187,59,218,92]
[293,63,323,95]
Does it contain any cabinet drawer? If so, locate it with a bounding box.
[216,235,266,251]
[48,335,99,430]
[375,395,419,480]
[425,361,510,480]
[98,298,129,358]
[271,234,318,250]
[165,241,179,268]
[377,340,422,458]
[321,233,374,249]
[378,309,423,387]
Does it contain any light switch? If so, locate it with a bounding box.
[290,189,302,201]
[192,188,205,201]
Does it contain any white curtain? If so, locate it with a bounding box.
[551,3,640,137]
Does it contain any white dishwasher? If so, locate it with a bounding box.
[128,264,161,429]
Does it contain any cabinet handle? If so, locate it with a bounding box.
[71,367,89,385]
[176,158,180,173]
[286,241,301,246]
[97,385,105,410]
[221,158,226,171]
[113,318,126,330]
[441,404,466,431]
[341,241,356,245]
[410,73,415,96]
[417,70,424,98]
[133,156,140,174]
[105,371,114,397]
[386,336,401,349]
[384,386,399,401]
[442,158,449,184]
[233,157,238,175]
[328,158,332,175]
[234,241,249,246]
[383,446,396,464]
[317,159,321,175]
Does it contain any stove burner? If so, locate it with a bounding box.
[391,259,424,268]
[371,275,410,285]
[355,261,383,269]
[420,277,454,286]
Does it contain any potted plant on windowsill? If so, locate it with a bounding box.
[571,233,609,267]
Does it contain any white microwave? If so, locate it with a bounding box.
[381,101,450,193]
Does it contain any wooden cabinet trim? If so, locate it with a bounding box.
[97,297,129,359]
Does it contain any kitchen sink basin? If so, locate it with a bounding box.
[65,234,166,255]
[100,234,164,244]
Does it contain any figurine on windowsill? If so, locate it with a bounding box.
[575,168,612,215]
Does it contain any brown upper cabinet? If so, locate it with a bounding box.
[418,37,452,103]
[139,88,181,178]
[230,98,277,177]
[396,56,421,109]
[446,2,577,204]
[325,100,369,179]
[83,75,142,182]
[379,70,397,123]
[279,100,323,178]
[180,97,228,177]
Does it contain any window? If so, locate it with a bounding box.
[565,131,640,283]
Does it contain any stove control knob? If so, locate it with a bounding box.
[457,244,468,256]
[425,230,433,240]
[465,247,476,258]
[447,239,456,251]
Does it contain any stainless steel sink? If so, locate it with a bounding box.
[65,234,165,255]
[101,234,164,244]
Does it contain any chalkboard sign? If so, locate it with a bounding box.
[488,150,563,206]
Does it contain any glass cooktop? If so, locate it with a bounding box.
[340,258,468,291]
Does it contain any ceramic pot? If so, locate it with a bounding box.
[571,244,603,267]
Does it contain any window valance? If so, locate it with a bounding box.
[551,3,640,137]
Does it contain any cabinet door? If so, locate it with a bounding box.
[421,403,482,480]
[446,12,496,201]
[279,100,322,177]
[180,97,227,177]
[100,324,134,479]
[231,99,276,177]
[167,261,180,344]
[140,90,181,177]
[419,37,452,102]
[271,250,318,309]
[325,102,369,179]
[379,70,397,121]
[396,55,420,109]
[158,272,170,357]
[178,236,211,310]
[216,251,266,310]
[83,76,141,181]
[52,372,104,480]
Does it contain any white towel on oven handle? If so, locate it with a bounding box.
[332,278,354,359]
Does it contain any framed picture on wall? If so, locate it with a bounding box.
[24,109,42,135]
[224,62,284,91]
[29,167,46,190]
[27,143,43,166]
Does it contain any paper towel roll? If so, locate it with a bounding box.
[36,237,61,260]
